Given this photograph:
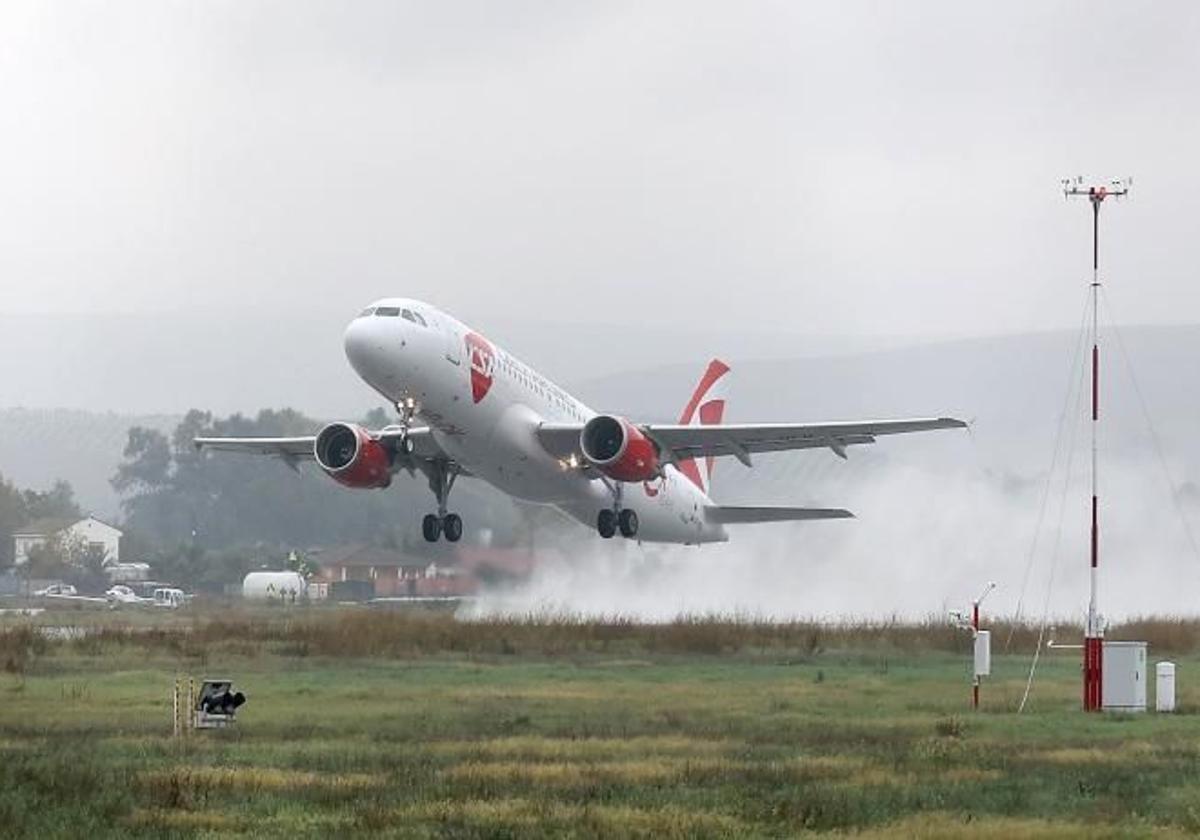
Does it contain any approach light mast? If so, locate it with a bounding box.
[1062,176,1130,712]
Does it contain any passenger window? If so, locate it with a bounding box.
[375,306,400,317]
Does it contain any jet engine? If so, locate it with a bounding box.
[580,415,660,482]
[314,423,393,488]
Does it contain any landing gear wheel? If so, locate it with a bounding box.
[422,513,442,543]
[443,513,464,543]
[618,509,639,539]
[597,509,617,539]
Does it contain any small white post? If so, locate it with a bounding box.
[1156,661,1176,713]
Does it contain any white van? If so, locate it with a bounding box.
[153,587,187,609]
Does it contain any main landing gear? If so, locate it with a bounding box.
[596,481,639,539]
[421,460,463,543]
[596,509,639,539]
[422,512,462,543]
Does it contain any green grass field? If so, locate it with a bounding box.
[2,609,1200,837]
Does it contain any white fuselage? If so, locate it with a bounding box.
[343,298,727,544]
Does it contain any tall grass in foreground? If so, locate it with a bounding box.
[6,609,1200,661]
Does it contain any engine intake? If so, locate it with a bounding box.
[580,415,660,482]
[314,423,393,488]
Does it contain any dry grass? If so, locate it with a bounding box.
[10,607,1186,658]
[393,797,749,836]
[9,607,1200,662]
[124,808,243,832]
[139,765,383,795]
[427,734,736,760]
[840,812,1191,839]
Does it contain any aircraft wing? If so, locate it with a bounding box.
[705,506,855,523]
[194,427,464,471]
[537,417,966,465]
[192,435,318,459]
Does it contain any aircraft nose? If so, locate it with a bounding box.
[343,315,390,383]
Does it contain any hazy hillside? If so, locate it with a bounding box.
[4,324,1198,519]
[576,324,1200,481]
[4,326,1200,618]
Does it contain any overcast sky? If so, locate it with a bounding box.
[2,0,1199,351]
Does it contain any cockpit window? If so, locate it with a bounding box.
[412,311,428,327]
[375,306,401,317]
[359,307,375,317]
[401,309,429,327]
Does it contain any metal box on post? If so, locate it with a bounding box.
[973,630,991,677]
[1102,641,1147,712]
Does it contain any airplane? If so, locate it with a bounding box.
[194,299,966,545]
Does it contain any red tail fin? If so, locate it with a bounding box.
[677,359,730,493]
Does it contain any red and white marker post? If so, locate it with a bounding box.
[971,582,995,710]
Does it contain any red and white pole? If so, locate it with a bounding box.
[972,600,980,709]
[1083,187,1105,712]
[1064,179,1127,711]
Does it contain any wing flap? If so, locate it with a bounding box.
[706,506,855,524]
[646,418,965,460]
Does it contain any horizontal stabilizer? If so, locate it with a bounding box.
[706,505,854,524]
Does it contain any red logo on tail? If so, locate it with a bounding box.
[677,359,730,492]
[465,332,496,403]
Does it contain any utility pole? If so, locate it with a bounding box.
[1062,176,1131,712]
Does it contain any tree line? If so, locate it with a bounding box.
[0,476,83,567]
[108,407,529,587]
[2,407,572,590]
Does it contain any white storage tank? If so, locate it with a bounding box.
[1102,641,1147,712]
[242,571,307,603]
[1156,661,1176,713]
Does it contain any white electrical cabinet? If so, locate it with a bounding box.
[1102,641,1147,712]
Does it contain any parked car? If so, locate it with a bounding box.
[105,584,148,607]
[34,583,77,597]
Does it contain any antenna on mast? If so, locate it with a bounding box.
[1061,175,1130,712]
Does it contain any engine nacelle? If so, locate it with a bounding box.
[580,415,660,482]
[313,423,393,489]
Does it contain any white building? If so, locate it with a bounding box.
[12,515,122,566]
[105,561,151,582]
